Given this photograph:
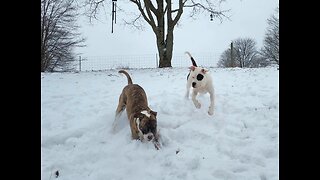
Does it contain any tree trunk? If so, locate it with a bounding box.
[158,52,172,68]
[157,31,173,68]
[155,1,172,68]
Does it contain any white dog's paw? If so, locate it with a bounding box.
[185,91,190,99]
[194,101,201,109]
[208,110,214,116]
[208,107,214,116]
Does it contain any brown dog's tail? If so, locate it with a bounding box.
[119,70,133,85]
[185,51,198,67]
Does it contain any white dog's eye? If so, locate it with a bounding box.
[197,74,204,81]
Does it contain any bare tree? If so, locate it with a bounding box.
[41,0,85,72]
[234,38,259,68]
[217,48,237,68]
[261,6,279,65]
[249,54,271,68]
[217,38,260,68]
[84,0,229,68]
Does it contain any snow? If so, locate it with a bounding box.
[41,67,279,180]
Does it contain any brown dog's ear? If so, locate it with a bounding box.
[201,68,208,74]
[150,110,157,116]
[132,112,142,119]
[133,113,138,118]
[189,66,196,71]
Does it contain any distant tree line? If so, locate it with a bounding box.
[217,7,279,68]
[41,0,85,72]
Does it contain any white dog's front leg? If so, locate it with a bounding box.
[192,91,201,109]
[185,81,192,99]
[208,90,215,115]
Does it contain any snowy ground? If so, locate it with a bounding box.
[41,67,279,180]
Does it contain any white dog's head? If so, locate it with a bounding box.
[188,66,209,89]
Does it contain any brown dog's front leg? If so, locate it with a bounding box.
[153,139,161,150]
[153,132,161,150]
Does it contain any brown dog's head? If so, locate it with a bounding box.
[134,110,158,142]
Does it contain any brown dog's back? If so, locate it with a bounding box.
[118,70,149,116]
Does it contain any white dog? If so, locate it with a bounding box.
[185,51,215,115]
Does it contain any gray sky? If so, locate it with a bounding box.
[75,0,279,58]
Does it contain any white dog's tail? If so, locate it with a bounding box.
[119,70,133,85]
[185,51,198,67]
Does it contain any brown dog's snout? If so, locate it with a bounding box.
[192,82,196,88]
[147,134,153,140]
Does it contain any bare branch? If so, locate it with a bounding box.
[130,0,157,31]
[144,0,157,29]
[123,13,145,31]
[144,0,157,14]
[172,0,185,27]
[84,0,106,23]
[184,0,230,22]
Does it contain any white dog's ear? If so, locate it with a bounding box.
[189,66,196,71]
[201,68,209,74]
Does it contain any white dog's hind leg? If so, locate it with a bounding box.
[185,80,192,99]
[192,91,201,109]
[208,90,215,115]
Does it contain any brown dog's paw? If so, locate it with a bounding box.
[153,133,162,150]
[154,141,161,150]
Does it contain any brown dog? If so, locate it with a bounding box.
[113,70,160,149]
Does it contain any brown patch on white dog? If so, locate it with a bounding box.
[113,70,161,149]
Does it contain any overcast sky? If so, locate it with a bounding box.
[75,0,279,58]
